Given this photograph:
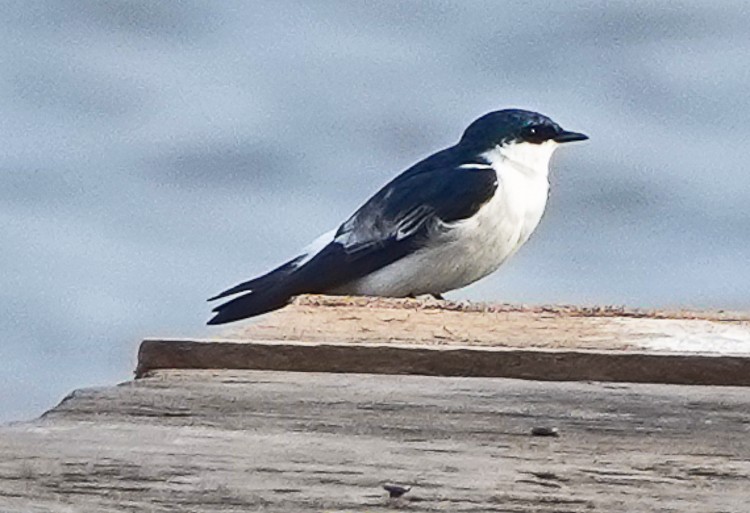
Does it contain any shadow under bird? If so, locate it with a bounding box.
[208,108,587,325]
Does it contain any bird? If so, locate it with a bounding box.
[207,108,587,325]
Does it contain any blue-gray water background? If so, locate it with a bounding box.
[2,1,749,422]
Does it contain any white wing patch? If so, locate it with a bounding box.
[295,228,337,267]
[457,163,493,170]
[395,205,433,241]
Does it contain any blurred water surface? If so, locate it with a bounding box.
[1,0,749,422]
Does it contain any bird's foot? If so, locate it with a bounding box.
[406,293,445,301]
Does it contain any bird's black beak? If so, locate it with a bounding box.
[554,130,588,143]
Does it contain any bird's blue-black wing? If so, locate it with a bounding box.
[267,148,499,292]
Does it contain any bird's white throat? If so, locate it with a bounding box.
[482,140,559,178]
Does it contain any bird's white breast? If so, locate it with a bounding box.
[339,140,557,296]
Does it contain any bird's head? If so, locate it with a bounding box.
[460,109,588,150]
[458,109,588,172]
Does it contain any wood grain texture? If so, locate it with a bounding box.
[136,338,750,386]
[1,370,749,512]
[138,296,750,386]
[225,296,750,353]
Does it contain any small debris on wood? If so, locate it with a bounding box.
[531,426,560,437]
[288,294,750,321]
[383,483,411,498]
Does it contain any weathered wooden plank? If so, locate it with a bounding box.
[225,296,750,355]
[136,296,750,386]
[5,298,749,511]
[1,370,749,512]
[136,338,750,386]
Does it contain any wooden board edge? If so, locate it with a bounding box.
[135,339,750,386]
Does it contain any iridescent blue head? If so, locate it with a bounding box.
[458,109,588,152]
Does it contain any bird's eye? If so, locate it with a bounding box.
[523,125,551,144]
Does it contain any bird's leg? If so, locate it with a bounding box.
[406,293,444,300]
